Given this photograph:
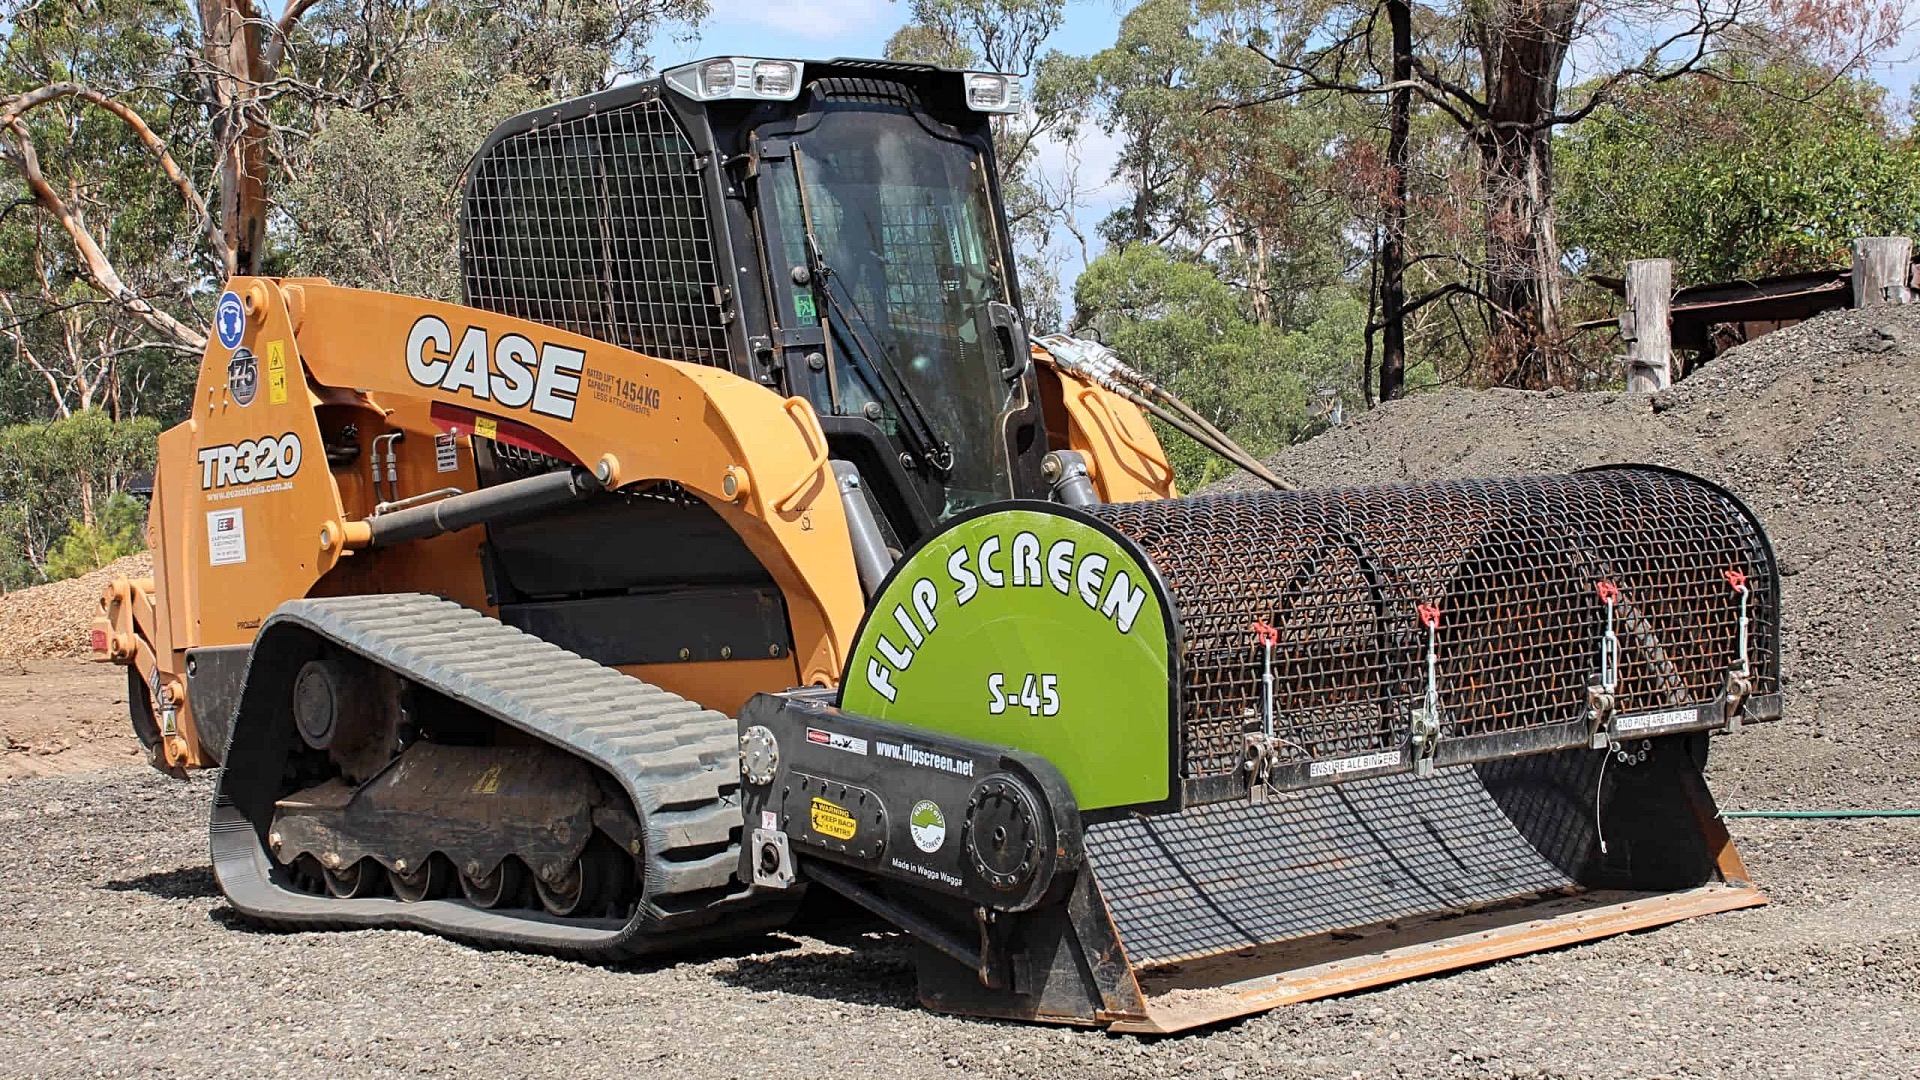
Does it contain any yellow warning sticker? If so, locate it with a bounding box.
[809,797,857,841]
[473,416,498,440]
[470,765,501,794]
[265,340,288,404]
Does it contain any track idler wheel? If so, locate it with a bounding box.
[390,855,454,903]
[323,858,382,899]
[293,656,356,750]
[534,837,632,918]
[460,858,527,909]
[290,651,398,783]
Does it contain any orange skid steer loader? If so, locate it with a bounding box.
[95,57,1779,1031]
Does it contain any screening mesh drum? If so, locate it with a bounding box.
[1091,467,1779,791]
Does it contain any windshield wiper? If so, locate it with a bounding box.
[789,150,955,476]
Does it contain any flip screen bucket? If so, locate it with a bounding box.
[1056,467,1777,1031]
[850,467,1778,1030]
[1079,747,1761,1032]
[1088,466,1780,803]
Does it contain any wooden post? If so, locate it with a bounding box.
[1851,237,1912,308]
[1622,258,1673,393]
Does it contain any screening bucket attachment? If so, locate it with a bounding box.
[738,466,1779,1031]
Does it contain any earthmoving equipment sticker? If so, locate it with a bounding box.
[909,800,947,853]
[805,727,868,755]
[265,340,288,405]
[434,432,459,472]
[841,507,1173,811]
[207,508,246,566]
[215,291,245,349]
[198,433,303,491]
[226,348,257,406]
[406,315,583,422]
[809,797,858,841]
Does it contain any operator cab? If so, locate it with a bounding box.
[461,58,1048,551]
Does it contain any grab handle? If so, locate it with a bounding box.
[775,396,830,513]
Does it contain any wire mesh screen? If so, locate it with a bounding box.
[1092,468,1779,786]
[462,98,731,366]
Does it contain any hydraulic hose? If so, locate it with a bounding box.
[1721,809,1920,819]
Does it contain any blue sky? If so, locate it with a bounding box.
[656,2,1919,301]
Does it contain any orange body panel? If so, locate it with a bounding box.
[102,278,1173,772]
[1034,361,1177,501]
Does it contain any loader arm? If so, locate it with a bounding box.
[207,277,866,689]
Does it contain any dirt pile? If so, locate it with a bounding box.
[0,553,151,661]
[1224,302,1920,810]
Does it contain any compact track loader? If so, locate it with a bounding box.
[96,57,1782,1031]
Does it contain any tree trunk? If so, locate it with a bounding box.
[1478,124,1563,388]
[1473,0,1577,390]
[1377,0,1413,402]
[197,0,269,277]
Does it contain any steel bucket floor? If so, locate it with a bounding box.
[1081,764,1765,1032]
[1085,766,1580,966]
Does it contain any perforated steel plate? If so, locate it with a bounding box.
[1084,766,1576,967]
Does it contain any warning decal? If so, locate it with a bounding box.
[809,797,857,841]
[434,432,459,473]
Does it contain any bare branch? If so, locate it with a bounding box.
[0,81,232,267]
[261,0,322,72]
[1,120,209,352]
[1239,43,1485,132]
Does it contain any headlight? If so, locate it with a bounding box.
[964,71,1024,114]
[700,59,736,96]
[752,60,797,98]
[664,57,805,102]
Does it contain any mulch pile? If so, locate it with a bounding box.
[0,553,151,662]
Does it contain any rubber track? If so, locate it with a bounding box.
[210,593,792,958]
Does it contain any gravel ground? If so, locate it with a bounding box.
[6,306,1920,1077]
[2,768,1915,1079]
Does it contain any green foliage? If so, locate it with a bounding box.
[0,0,205,424]
[0,412,158,590]
[284,50,542,300]
[1559,61,1920,282]
[44,493,147,580]
[1074,244,1360,489]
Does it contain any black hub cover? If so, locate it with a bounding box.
[292,659,339,749]
[964,775,1041,892]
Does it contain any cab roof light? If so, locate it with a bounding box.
[664,57,805,102]
[964,71,1024,114]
